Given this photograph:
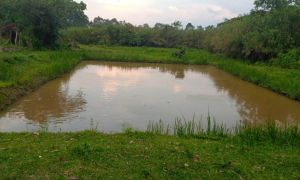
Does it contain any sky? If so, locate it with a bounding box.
[74,0,255,28]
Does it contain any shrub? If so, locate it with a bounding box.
[171,46,186,58]
[271,49,300,69]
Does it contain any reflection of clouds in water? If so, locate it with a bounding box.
[0,79,87,126]
[97,67,146,79]
[204,68,300,125]
[103,82,119,93]
[0,116,28,132]
[98,68,147,102]
[101,82,119,102]
[4,111,24,120]
[173,84,183,94]
[97,68,118,77]
[94,62,300,125]
[2,61,300,132]
[95,62,190,80]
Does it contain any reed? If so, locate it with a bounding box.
[124,114,300,148]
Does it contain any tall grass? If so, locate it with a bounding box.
[142,115,229,138]
[146,119,170,135]
[0,51,84,86]
[235,122,300,147]
[124,115,300,148]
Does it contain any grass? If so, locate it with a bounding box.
[130,115,300,148]
[0,50,85,110]
[0,51,84,85]
[0,119,300,179]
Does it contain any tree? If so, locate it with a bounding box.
[185,23,195,30]
[131,33,143,47]
[171,21,182,30]
[110,18,120,26]
[205,25,214,30]
[93,16,104,24]
[0,1,16,45]
[197,25,204,30]
[47,0,89,28]
[143,23,150,28]
[0,4,5,44]
[0,0,90,49]
[92,16,110,27]
[16,0,61,49]
[254,0,300,11]
[154,23,165,29]
[61,1,89,27]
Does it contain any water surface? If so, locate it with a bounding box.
[1,61,300,132]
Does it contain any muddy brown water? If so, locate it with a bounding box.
[1,61,300,132]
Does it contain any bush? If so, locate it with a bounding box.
[172,46,186,58]
[271,49,300,69]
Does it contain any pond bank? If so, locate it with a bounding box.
[1,45,300,111]
[0,129,299,179]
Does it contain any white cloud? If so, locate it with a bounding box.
[74,0,253,27]
[169,3,238,21]
[168,6,179,11]
[160,3,238,27]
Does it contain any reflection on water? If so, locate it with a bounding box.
[191,67,300,125]
[207,69,300,125]
[0,71,87,131]
[1,61,300,132]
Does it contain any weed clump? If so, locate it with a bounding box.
[125,116,300,148]
[172,46,186,58]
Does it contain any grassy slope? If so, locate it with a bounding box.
[0,131,299,179]
[0,51,85,109]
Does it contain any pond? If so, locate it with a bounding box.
[1,61,300,132]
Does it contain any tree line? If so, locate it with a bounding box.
[0,0,88,49]
[1,0,300,67]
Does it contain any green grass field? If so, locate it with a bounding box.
[1,125,300,179]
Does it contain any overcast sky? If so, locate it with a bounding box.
[75,0,255,27]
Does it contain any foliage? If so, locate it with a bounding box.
[1,0,300,60]
[271,48,300,69]
[254,0,300,11]
[59,0,89,28]
[62,18,205,48]
[205,25,215,30]
[59,0,300,64]
[0,0,88,50]
[202,3,300,63]
[171,20,183,30]
[172,46,187,58]
[185,23,195,30]
[58,0,299,65]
